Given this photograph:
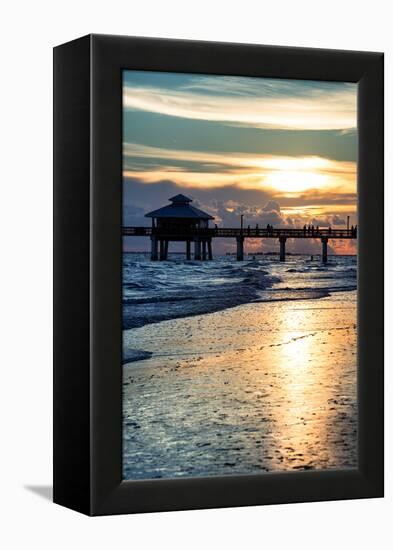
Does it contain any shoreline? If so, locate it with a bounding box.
[122,285,356,351]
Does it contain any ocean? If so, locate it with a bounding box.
[122,254,357,480]
[123,254,357,330]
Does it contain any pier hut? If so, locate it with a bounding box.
[145,194,214,260]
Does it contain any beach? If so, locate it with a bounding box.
[122,255,357,480]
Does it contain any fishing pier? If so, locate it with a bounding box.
[123,194,357,262]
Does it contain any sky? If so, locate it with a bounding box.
[123,70,357,254]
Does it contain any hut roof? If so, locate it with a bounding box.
[145,194,214,220]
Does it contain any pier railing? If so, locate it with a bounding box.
[123,226,357,239]
[123,225,356,261]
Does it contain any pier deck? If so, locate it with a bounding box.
[123,226,357,262]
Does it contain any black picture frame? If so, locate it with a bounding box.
[53,34,384,516]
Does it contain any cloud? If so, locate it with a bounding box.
[331,214,346,225]
[204,199,289,229]
[123,109,358,163]
[310,214,349,228]
[262,200,281,212]
[123,142,356,198]
[123,77,356,131]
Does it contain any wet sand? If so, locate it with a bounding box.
[123,291,357,480]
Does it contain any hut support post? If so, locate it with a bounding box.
[202,241,207,260]
[194,239,201,260]
[186,240,191,260]
[236,236,244,261]
[207,240,213,260]
[159,239,165,261]
[279,236,286,262]
[150,235,158,261]
[164,240,169,260]
[321,237,328,263]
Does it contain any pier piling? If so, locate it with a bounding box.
[236,236,244,261]
[159,239,166,261]
[279,236,286,262]
[150,235,158,261]
[194,239,202,260]
[321,237,328,263]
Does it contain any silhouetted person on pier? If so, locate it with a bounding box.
[354,225,357,238]
[303,224,307,235]
[316,226,319,234]
[247,225,250,235]
[328,226,332,235]
[311,225,314,236]
[256,223,259,232]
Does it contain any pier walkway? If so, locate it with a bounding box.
[123,226,357,262]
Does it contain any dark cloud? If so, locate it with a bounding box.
[123,176,274,211]
[331,214,346,225]
[310,214,348,228]
[262,200,280,212]
[208,200,290,229]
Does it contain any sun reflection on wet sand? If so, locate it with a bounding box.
[268,304,357,471]
[123,292,357,479]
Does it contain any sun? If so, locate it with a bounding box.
[264,170,329,194]
[257,156,332,195]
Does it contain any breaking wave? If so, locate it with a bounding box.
[123,254,357,329]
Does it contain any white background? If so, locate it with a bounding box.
[0,1,391,548]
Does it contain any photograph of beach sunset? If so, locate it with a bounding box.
[122,70,358,480]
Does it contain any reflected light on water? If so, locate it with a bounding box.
[270,302,357,471]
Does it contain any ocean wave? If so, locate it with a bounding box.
[255,289,331,302]
[122,255,357,329]
[274,284,357,293]
[124,295,203,306]
[122,349,153,364]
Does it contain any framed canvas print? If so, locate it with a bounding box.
[53,34,384,515]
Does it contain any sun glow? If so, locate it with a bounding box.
[259,156,347,195]
[260,156,331,172]
[124,143,356,197]
[263,170,329,194]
